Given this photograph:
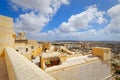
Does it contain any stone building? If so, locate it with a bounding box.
[92,47,111,61]
[14,31,42,60]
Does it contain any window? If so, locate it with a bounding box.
[106,51,109,54]
[31,46,34,49]
[26,48,28,52]
[16,49,19,52]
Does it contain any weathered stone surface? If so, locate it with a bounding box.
[0,57,9,80]
[50,60,112,80]
[0,15,15,47]
[5,47,56,80]
[0,15,13,27]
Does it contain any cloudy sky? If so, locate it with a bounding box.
[0,0,120,41]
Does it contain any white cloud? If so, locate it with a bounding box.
[36,4,120,41]
[118,0,120,2]
[105,4,120,33]
[10,0,69,34]
[11,0,69,15]
[58,5,106,32]
[14,12,49,33]
[11,0,120,41]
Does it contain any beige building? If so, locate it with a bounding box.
[92,47,111,60]
[13,31,43,60]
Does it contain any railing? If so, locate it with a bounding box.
[5,47,56,80]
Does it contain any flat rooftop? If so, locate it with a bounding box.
[45,54,99,73]
[42,52,61,58]
[45,54,112,80]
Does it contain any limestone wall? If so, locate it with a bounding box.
[0,15,13,27]
[32,46,42,57]
[5,48,17,80]
[28,40,38,45]
[92,47,111,60]
[5,47,56,80]
[0,15,15,47]
[60,46,75,55]
[0,46,5,56]
[42,42,51,51]
[14,44,32,54]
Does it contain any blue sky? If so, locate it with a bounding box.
[0,0,120,41]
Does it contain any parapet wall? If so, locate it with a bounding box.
[5,47,56,80]
[5,48,17,80]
